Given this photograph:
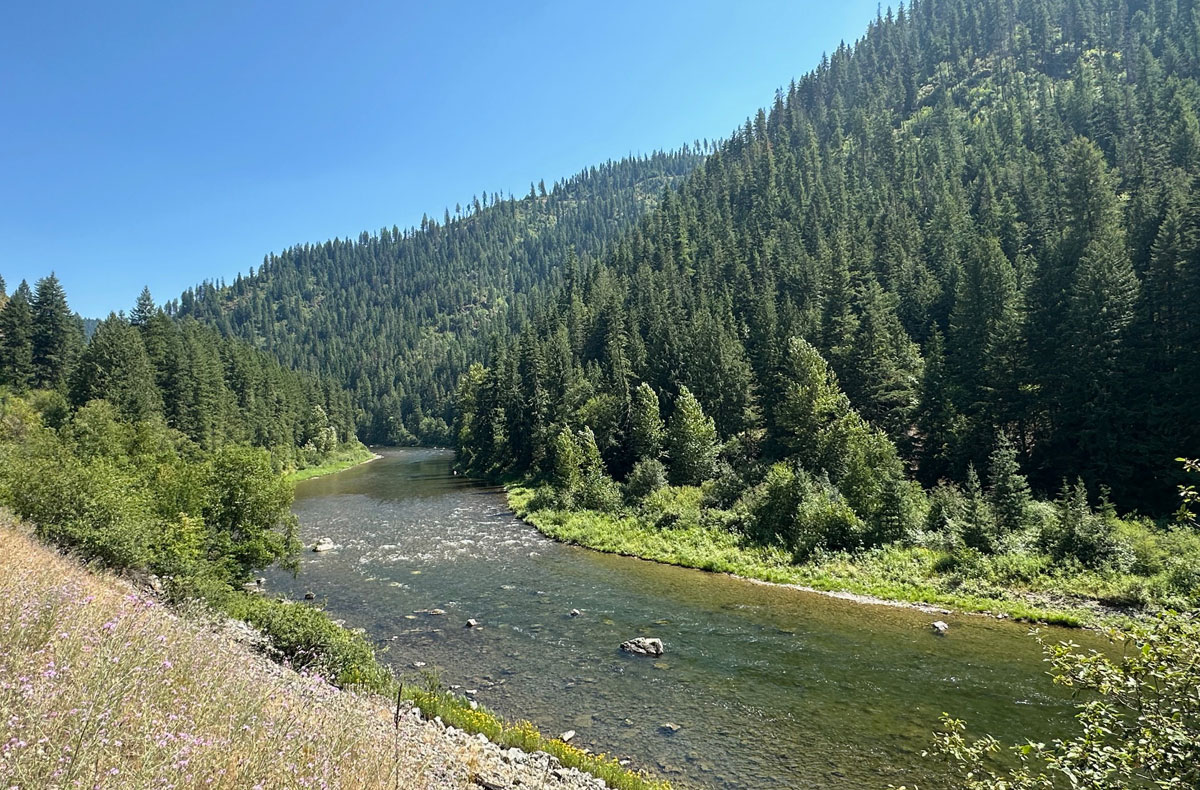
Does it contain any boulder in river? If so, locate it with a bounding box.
[570,608,582,617]
[304,591,316,600]
[559,729,576,743]
[621,636,664,657]
[465,618,481,628]
[312,538,335,552]
[660,722,681,734]
[931,620,949,634]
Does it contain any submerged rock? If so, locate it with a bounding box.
[660,722,681,734]
[931,620,949,634]
[621,637,664,657]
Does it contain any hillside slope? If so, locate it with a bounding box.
[460,0,1200,514]
[451,0,1200,619]
[172,150,704,444]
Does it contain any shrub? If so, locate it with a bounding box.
[924,612,1200,789]
[6,447,153,570]
[925,481,966,534]
[643,485,703,530]
[1040,481,1127,569]
[624,458,668,502]
[743,464,863,558]
[223,593,393,692]
[701,459,745,509]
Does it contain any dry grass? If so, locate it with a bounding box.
[0,522,477,790]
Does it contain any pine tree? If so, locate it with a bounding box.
[30,274,79,390]
[987,431,1032,540]
[131,286,156,328]
[628,382,665,462]
[69,314,163,422]
[666,386,719,486]
[961,463,996,553]
[0,282,35,390]
[1059,222,1141,493]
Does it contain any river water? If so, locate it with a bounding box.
[268,448,1088,789]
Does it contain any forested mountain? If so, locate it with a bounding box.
[457,0,1200,525]
[171,150,705,444]
[0,274,358,466]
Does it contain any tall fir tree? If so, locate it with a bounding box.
[0,282,35,390]
[30,274,80,391]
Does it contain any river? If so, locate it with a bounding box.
[267,447,1088,789]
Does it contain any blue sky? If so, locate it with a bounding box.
[1,0,881,318]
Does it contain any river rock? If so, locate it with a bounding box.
[312,538,335,552]
[465,618,481,628]
[620,636,664,657]
[428,608,447,616]
[559,729,576,743]
[304,591,315,600]
[660,722,681,734]
[931,620,949,634]
[570,608,582,617]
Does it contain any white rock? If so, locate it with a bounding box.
[620,636,665,657]
[560,729,576,742]
[931,620,950,634]
[312,538,335,552]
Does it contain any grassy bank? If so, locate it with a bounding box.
[0,522,446,789]
[0,519,669,790]
[508,486,1192,628]
[286,443,379,483]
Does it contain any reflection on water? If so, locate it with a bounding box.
[267,448,1084,790]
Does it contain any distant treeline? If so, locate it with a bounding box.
[0,275,357,467]
[167,148,709,444]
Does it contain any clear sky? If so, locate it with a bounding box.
[1,0,882,318]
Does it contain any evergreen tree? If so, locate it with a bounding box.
[987,431,1032,540]
[628,382,665,462]
[961,463,996,553]
[69,314,162,422]
[130,286,156,328]
[30,274,79,390]
[666,386,718,486]
[0,282,35,390]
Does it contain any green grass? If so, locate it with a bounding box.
[406,685,671,790]
[286,444,378,483]
[507,486,1150,628]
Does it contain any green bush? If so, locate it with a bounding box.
[985,551,1053,585]
[1040,482,1128,569]
[223,592,393,692]
[624,458,668,502]
[926,612,1200,789]
[642,485,703,530]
